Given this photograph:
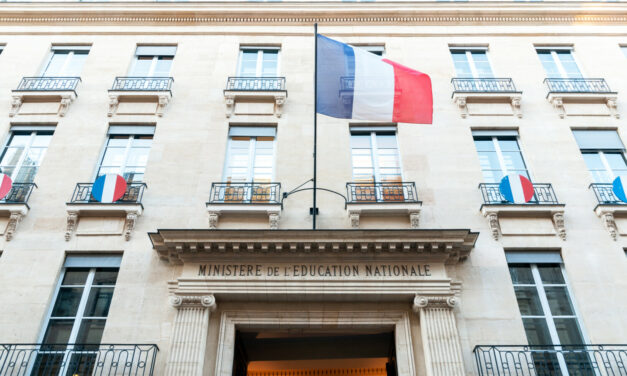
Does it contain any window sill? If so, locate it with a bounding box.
[206,203,282,230]
[65,203,143,241]
[480,204,566,241]
[546,92,618,119]
[346,201,422,229]
[452,91,522,118]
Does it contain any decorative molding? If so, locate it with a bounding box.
[600,212,618,240]
[453,93,522,119]
[268,210,280,230]
[206,203,283,230]
[412,294,458,312]
[550,96,565,118]
[409,211,420,229]
[593,206,627,240]
[511,96,522,118]
[346,202,422,229]
[108,95,118,117]
[9,96,22,117]
[454,96,468,118]
[58,95,74,117]
[224,94,235,118]
[552,211,566,241]
[486,211,500,240]
[157,94,170,117]
[65,210,78,241]
[169,294,217,310]
[5,212,23,241]
[481,205,566,240]
[107,91,172,117]
[223,90,287,118]
[607,97,620,119]
[124,212,138,241]
[208,211,219,229]
[547,93,618,119]
[349,212,360,228]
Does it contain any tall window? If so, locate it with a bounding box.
[450,48,493,78]
[573,130,627,182]
[473,132,530,183]
[128,46,176,77]
[96,126,154,183]
[351,129,401,183]
[536,48,583,78]
[237,47,279,77]
[0,128,53,183]
[41,46,89,77]
[508,252,589,375]
[223,127,275,183]
[35,255,120,375]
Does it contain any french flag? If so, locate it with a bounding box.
[316,34,432,124]
[499,174,535,204]
[91,174,127,203]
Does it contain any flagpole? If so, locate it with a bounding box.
[313,22,318,230]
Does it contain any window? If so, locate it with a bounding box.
[34,255,120,375]
[450,48,493,78]
[129,46,176,77]
[508,252,589,374]
[621,46,627,58]
[96,126,154,183]
[237,47,279,77]
[355,45,385,56]
[0,127,54,183]
[573,130,627,183]
[41,46,89,77]
[223,127,276,183]
[536,48,583,78]
[473,131,530,183]
[350,129,402,183]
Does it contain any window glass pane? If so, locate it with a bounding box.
[42,319,75,344]
[537,50,562,78]
[554,318,585,344]
[132,136,153,147]
[556,51,582,78]
[31,134,53,147]
[126,148,150,167]
[153,57,173,76]
[239,50,258,76]
[537,265,565,284]
[63,52,88,76]
[573,130,625,150]
[544,287,575,316]
[474,139,495,152]
[93,269,118,285]
[514,286,544,316]
[22,148,47,166]
[509,265,535,284]
[122,168,144,183]
[522,318,553,345]
[130,57,153,76]
[14,166,37,183]
[497,139,521,152]
[451,51,472,78]
[75,319,106,344]
[350,134,372,148]
[62,269,89,285]
[471,51,493,78]
[83,287,114,317]
[0,147,24,166]
[605,153,627,171]
[42,52,68,76]
[376,134,398,148]
[582,153,605,170]
[501,152,527,171]
[100,148,126,167]
[107,136,130,147]
[51,287,84,317]
[261,50,278,76]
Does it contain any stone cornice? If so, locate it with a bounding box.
[0,2,626,25]
[149,228,479,265]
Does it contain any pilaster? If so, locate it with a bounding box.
[165,294,217,376]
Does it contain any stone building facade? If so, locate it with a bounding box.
[0,1,626,375]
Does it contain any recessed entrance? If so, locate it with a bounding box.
[232,329,397,376]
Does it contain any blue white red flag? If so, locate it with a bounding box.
[0,174,12,200]
[316,34,433,124]
[612,176,627,203]
[91,174,127,203]
[499,174,534,204]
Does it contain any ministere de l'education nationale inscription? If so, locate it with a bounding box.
[197,263,433,279]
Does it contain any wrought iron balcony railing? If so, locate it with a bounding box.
[474,344,627,376]
[14,77,81,92]
[479,183,560,205]
[589,183,626,205]
[0,343,158,376]
[225,77,286,91]
[111,76,173,92]
[346,182,419,203]
[69,182,147,204]
[208,182,281,204]
[451,78,519,93]
[0,183,36,205]
[544,78,613,94]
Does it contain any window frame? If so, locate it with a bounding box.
[236,46,281,77]
[449,47,494,78]
[473,134,531,183]
[0,129,54,183]
[350,130,404,183]
[39,46,90,77]
[574,130,627,183]
[94,133,153,183]
[222,132,277,183]
[128,46,175,77]
[535,47,584,79]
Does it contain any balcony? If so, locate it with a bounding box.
[474,344,627,376]
[345,182,422,228]
[206,182,282,229]
[451,78,522,118]
[108,76,174,117]
[0,343,158,376]
[223,77,287,118]
[65,182,147,241]
[0,183,37,241]
[544,78,618,118]
[590,183,627,240]
[10,77,81,117]
[478,183,565,240]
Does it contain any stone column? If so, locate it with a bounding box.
[413,295,465,376]
[165,295,217,376]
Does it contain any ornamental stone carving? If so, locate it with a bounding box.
[5,212,24,241]
[511,96,522,118]
[601,212,618,241]
[275,95,285,117]
[224,95,235,118]
[349,213,360,228]
[268,211,280,230]
[550,97,566,118]
[107,95,119,117]
[454,96,468,118]
[486,212,500,240]
[59,95,74,117]
[607,97,620,119]
[552,211,566,241]
[208,212,219,229]
[409,212,420,229]
[169,294,217,310]
[156,94,170,117]
[124,212,138,241]
[65,211,79,241]
[9,96,22,117]
[412,294,459,312]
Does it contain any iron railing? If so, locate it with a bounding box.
[225,77,286,91]
[474,344,627,376]
[110,77,173,92]
[69,182,147,204]
[14,77,80,92]
[589,183,626,205]
[346,182,419,203]
[479,183,560,205]
[451,78,519,93]
[544,78,613,94]
[0,183,36,205]
[208,182,281,204]
[0,343,158,376]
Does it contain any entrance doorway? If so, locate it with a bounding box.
[232,329,397,376]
